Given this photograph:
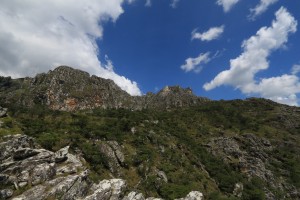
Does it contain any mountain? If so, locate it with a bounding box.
[0,66,300,200]
[0,66,209,111]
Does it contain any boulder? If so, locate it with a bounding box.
[13,148,40,160]
[156,170,168,183]
[99,141,125,175]
[175,191,204,200]
[0,106,8,118]
[0,189,13,199]
[54,146,69,163]
[123,191,145,200]
[85,179,126,200]
[233,182,243,198]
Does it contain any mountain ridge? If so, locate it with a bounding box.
[0,66,210,111]
[0,68,300,199]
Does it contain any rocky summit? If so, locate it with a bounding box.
[0,66,300,200]
[0,66,208,111]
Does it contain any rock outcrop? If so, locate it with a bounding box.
[206,133,299,199]
[98,141,126,176]
[175,191,204,200]
[0,134,204,200]
[0,106,7,118]
[0,66,209,111]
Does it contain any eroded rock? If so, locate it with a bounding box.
[85,179,126,200]
[175,191,204,200]
[0,189,13,199]
[99,141,125,175]
[0,106,8,118]
[54,146,69,163]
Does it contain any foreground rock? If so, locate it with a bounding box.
[0,106,7,118]
[0,134,204,200]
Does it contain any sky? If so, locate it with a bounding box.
[0,0,300,106]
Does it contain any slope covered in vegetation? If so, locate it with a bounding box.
[1,98,300,199]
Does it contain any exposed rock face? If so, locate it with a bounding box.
[85,179,126,200]
[0,189,13,199]
[1,134,203,200]
[0,134,90,200]
[0,66,209,111]
[175,191,203,200]
[134,86,208,110]
[123,191,146,200]
[233,183,243,198]
[206,133,299,199]
[98,141,125,175]
[0,106,7,118]
[207,134,274,181]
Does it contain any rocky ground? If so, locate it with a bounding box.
[0,134,203,200]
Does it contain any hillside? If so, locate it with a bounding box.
[0,66,300,200]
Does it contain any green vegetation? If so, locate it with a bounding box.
[2,98,300,199]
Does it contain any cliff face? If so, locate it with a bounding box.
[0,66,133,111]
[0,66,209,111]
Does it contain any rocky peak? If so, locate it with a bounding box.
[140,85,208,110]
[0,66,209,111]
[158,86,193,97]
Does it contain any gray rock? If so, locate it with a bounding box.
[31,163,56,185]
[56,153,84,175]
[99,141,125,175]
[156,170,168,183]
[13,148,40,160]
[233,182,243,198]
[175,191,204,200]
[107,141,125,164]
[0,174,9,184]
[123,191,145,200]
[12,185,47,200]
[85,179,126,200]
[45,170,89,200]
[54,146,69,163]
[0,135,35,161]
[0,189,13,199]
[0,106,8,118]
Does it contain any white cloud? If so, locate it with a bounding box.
[216,0,240,12]
[145,0,152,7]
[204,7,299,106]
[192,25,224,41]
[0,0,142,96]
[181,52,211,73]
[292,65,300,75]
[249,0,278,20]
[254,75,300,106]
[170,0,180,8]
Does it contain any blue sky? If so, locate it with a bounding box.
[0,0,300,105]
[99,0,300,105]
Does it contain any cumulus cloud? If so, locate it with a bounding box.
[192,25,224,42]
[292,65,300,75]
[216,0,240,12]
[181,52,211,73]
[0,0,142,96]
[145,0,152,7]
[204,7,299,106]
[249,0,278,20]
[170,0,180,8]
